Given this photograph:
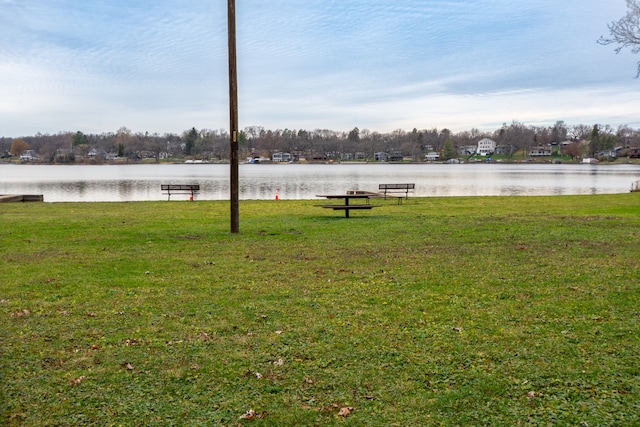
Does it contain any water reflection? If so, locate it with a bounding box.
[0,163,638,202]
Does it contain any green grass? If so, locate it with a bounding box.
[1,194,639,426]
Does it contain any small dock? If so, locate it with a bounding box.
[0,195,44,203]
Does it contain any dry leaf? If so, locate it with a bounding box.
[255,372,263,379]
[11,309,30,317]
[338,407,354,418]
[70,376,86,386]
[304,377,314,384]
[239,409,256,420]
[273,357,284,366]
[274,330,283,335]
[121,362,134,370]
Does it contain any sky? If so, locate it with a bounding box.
[1,0,639,137]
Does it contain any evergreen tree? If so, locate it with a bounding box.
[185,127,198,156]
[441,137,457,161]
[72,131,88,146]
[348,127,360,143]
[589,125,601,156]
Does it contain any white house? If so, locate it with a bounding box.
[20,150,38,161]
[476,138,496,156]
[529,146,552,157]
[272,152,291,162]
[425,152,440,161]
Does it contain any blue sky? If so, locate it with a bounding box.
[1,0,639,137]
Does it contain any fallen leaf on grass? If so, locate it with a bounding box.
[199,331,212,341]
[11,309,30,317]
[304,377,314,384]
[0,299,9,304]
[70,376,86,386]
[273,357,284,366]
[240,409,256,420]
[239,409,267,420]
[338,407,354,418]
[121,362,134,371]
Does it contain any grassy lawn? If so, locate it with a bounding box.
[1,194,639,426]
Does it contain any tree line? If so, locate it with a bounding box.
[2,121,640,163]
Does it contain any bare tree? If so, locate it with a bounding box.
[599,0,640,77]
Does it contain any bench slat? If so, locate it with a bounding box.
[161,184,200,191]
[320,205,377,210]
[379,183,414,190]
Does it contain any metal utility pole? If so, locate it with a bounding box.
[228,0,239,233]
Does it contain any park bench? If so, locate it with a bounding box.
[161,184,199,201]
[378,183,415,202]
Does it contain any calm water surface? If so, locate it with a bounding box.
[1,163,639,202]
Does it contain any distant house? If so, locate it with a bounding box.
[20,150,38,161]
[628,147,640,158]
[425,152,440,161]
[495,145,512,155]
[388,151,403,162]
[375,152,388,162]
[529,146,552,157]
[272,152,291,162]
[476,138,496,156]
[88,148,108,159]
[459,145,476,156]
[597,146,624,159]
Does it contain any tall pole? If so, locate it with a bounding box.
[228,0,239,233]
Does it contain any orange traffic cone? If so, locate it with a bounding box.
[189,189,193,201]
[275,188,279,200]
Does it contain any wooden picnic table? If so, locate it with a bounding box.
[316,194,380,218]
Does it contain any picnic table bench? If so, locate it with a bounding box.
[316,194,380,218]
[378,183,415,201]
[161,184,199,201]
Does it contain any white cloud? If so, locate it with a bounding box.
[1,0,639,136]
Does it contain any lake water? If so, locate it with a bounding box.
[1,163,639,202]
